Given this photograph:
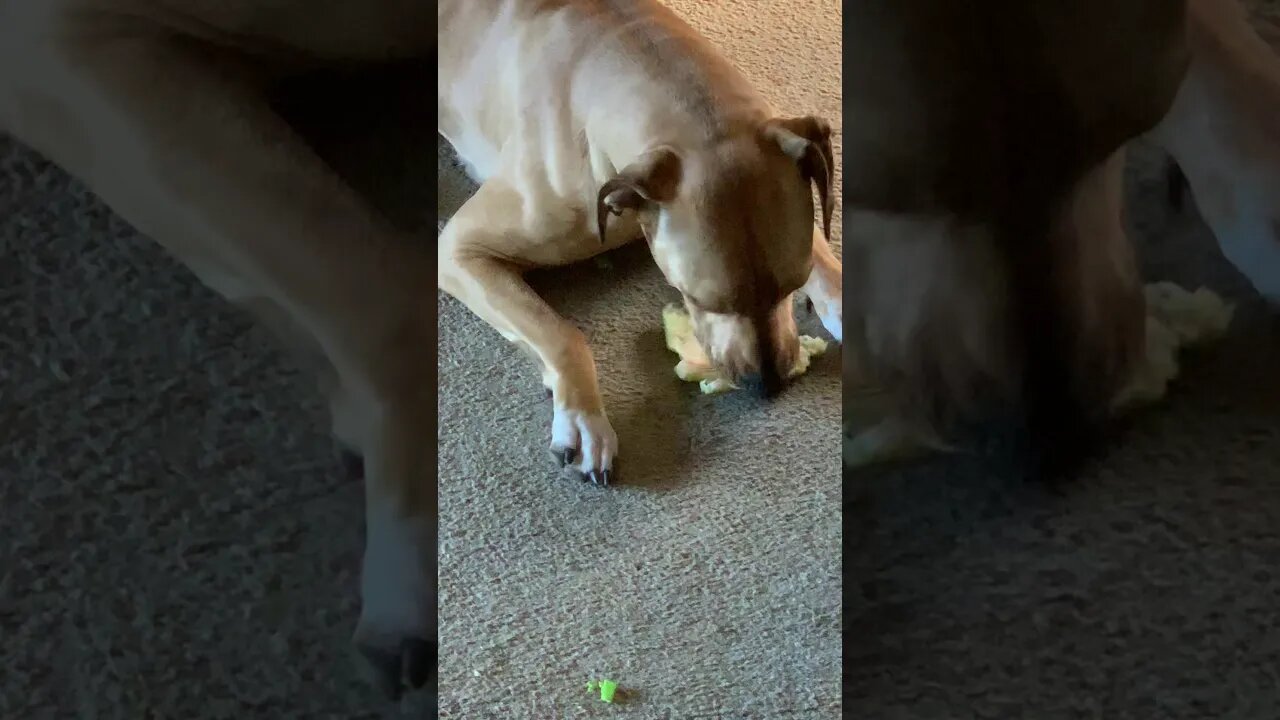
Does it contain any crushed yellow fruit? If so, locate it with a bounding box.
[844,282,1234,469]
[661,303,828,394]
[1111,282,1234,410]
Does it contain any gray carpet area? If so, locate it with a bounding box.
[847,1,1280,709]
[436,1,842,717]
[850,148,1280,719]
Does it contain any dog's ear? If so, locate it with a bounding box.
[763,116,835,240]
[596,147,681,243]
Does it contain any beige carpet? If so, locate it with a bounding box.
[436,1,843,717]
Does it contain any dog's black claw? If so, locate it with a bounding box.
[358,637,436,701]
[342,452,364,480]
[403,638,436,689]
[589,470,605,486]
[551,447,578,468]
[545,387,553,399]
[360,645,404,701]
[1166,159,1189,211]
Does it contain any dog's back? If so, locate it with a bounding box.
[437,0,772,186]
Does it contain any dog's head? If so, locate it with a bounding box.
[596,115,834,396]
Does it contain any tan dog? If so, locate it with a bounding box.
[843,0,1189,473]
[0,0,437,699]
[845,0,1280,473]
[437,0,843,485]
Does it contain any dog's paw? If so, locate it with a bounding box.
[355,633,436,701]
[357,512,436,700]
[549,407,617,485]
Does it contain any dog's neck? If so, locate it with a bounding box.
[583,95,770,186]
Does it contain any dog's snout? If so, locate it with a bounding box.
[691,306,792,399]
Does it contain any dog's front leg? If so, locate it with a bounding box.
[439,180,617,485]
[10,27,438,698]
[352,392,437,699]
[803,227,844,341]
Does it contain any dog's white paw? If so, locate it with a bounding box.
[549,407,617,485]
[356,510,436,700]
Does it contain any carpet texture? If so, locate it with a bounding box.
[849,4,1280,717]
[436,1,843,718]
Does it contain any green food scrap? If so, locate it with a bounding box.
[586,678,619,703]
[598,679,618,703]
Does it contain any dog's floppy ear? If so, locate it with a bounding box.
[596,147,681,243]
[763,116,835,239]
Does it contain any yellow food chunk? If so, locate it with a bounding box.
[1111,282,1234,410]
[843,282,1235,469]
